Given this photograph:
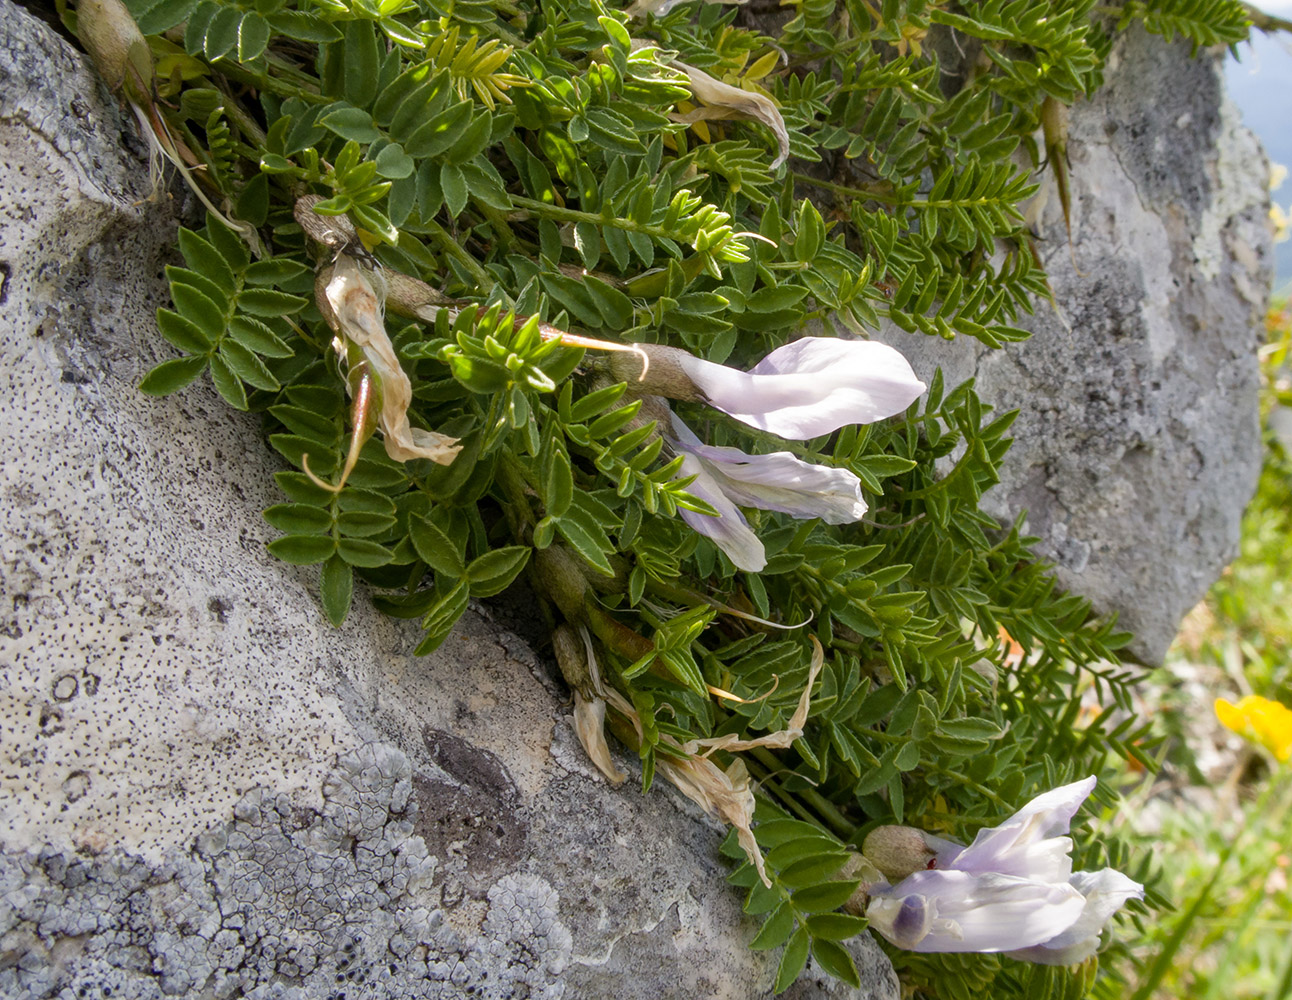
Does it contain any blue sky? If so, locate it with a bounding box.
[1226,21,1292,286]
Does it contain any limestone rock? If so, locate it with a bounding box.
[0,3,898,997]
[878,27,1270,665]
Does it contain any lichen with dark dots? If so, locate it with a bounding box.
[0,744,572,1000]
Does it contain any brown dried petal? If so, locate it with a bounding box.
[674,61,789,170]
[323,257,461,466]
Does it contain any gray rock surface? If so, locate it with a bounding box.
[0,3,898,997]
[880,27,1270,665]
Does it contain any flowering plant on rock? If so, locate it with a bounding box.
[68,0,1227,992]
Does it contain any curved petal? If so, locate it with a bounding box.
[924,832,967,869]
[683,441,868,524]
[325,256,460,465]
[676,454,767,572]
[1005,868,1144,964]
[680,338,925,439]
[950,776,1096,881]
[868,870,1087,954]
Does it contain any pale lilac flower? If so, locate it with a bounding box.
[865,777,1143,964]
[608,337,926,441]
[670,415,868,572]
[677,337,926,440]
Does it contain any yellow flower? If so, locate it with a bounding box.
[1215,695,1292,762]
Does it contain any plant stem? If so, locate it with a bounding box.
[1246,4,1292,33]
[791,171,900,205]
[214,86,268,146]
[511,194,689,245]
[475,199,520,253]
[744,755,822,827]
[747,747,855,839]
[423,218,497,293]
[216,60,329,104]
[924,763,1008,807]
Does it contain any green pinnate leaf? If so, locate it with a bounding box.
[809,939,860,988]
[320,554,354,627]
[750,902,796,951]
[416,580,470,655]
[774,928,810,993]
[156,309,214,354]
[263,503,332,534]
[139,355,208,396]
[466,546,531,598]
[220,340,279,391]
[790,879,862,915]
[409,515,466,577]
[337,538,395,567]
[237,289,308,317]
[267,534,337,565]
[228,316,292,358]
[804,913,868,941]
[177,227,237,292]
[243,259,311,286]
[208,354,247,410]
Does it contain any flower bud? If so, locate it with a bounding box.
[862,825,939,881]
[838,852,888,916]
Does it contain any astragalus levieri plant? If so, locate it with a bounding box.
[72,0,1251,993]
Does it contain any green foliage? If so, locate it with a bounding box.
[1117,0,1250,53]
[95,0,1253,995]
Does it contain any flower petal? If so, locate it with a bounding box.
[658,752,769,887]
[324,257,461,465]
[676,454,767,572]
[949,776,1096,881]
[868,870,1087,953]
[572,692,627,785]
[671,62,788,170]
[1005,868,1144,965]
[672,419,867,524]
[1216,695,1292,761]
[680,338,925,439]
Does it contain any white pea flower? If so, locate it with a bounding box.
[611,337,926,441]
[864,777,1143,965]
[670,415,868,572]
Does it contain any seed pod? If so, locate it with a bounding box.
[76,0,154,103]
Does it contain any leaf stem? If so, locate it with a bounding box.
[423,217,497,293]
[792,171,901,205]
[748,747,855,839]
[511,194,682,244]
[216,60,329,104]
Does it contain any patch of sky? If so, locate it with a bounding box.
[1227,9,1292,288]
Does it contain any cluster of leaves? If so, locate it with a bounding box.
[93,0,1254,994]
